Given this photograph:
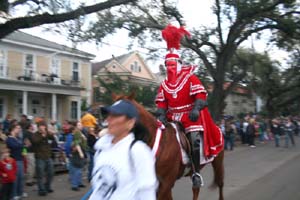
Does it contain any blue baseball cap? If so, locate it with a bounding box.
[101,100,139,119]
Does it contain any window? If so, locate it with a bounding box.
[130,61,141,72]
[72,62,79,81]
[32,108,37,114]
[0,50,6,77]
[0,98,4,119]
[51,57,60,76]
[16,98,22,115]
[71,101,78,119]
[17,98,22,105]
[32,99,40,105]
[18,108,22,115]
[24,54,34,77]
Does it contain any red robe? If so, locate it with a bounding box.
[155,66,224,157]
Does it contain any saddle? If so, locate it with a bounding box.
[170,122,192,165]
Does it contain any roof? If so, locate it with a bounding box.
[92,52,133,75]
[2,31,95,59]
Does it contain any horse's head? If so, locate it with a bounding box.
[111,92,157,140]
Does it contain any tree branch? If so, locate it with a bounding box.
[236,24,280,46]
[132,2,160,26]
[226,0,284,47]
[239,0,284,20]
[202,40,219,55]
[11,0,45,7]
[276,91,300,107]
[0,0,137,39]
[215,0,224,46]
[183,40,216,77]
[278,81,300,95]
[126,18,165,30]
[281,10,300,17]
[225,71,248,96]
[223,52,249,95]
[161,0,184,26]
[11,0,29,7]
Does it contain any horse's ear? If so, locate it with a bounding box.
[111,92,118,101]
[128,91,136,100]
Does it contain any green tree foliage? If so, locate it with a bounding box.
[94,72,158,108]
[246,51,282,117]
[81,98,89,112]
[82,0,300,120]
[236,48,300,117]
[274,49,300,116]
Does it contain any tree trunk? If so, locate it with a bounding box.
[208,82,226,122]
[206,54,229,122]
[265,98,276,118]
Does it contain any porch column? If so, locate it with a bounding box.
[51,93,57,121]
[22,91,28,115]
[77,97,81,120]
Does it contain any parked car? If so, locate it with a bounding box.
[52,141,68,173]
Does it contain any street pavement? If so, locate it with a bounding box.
[26,136,300,200]
[173,136,300,200]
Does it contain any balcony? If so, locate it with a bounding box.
[0,68,81,87]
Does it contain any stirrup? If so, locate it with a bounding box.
[192,172,204,188]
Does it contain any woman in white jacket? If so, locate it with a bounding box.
[89,100,157,200]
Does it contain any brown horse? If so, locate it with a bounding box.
[112,93,225,200]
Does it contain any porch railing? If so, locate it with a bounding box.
[0,67,81,87]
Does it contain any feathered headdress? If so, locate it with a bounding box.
[162,24,190,61]
[162,24,190,51]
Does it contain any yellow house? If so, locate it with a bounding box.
[0,31,95,122]
[92,51,159,104]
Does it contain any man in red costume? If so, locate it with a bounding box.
[155,25,224,188]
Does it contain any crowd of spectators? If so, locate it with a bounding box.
[218,114,300,150]
[0,111,100,199]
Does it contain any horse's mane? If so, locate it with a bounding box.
[113,93,158,144]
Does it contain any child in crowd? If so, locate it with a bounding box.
[0,146,17,200]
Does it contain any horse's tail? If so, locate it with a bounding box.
[210,150,224,189]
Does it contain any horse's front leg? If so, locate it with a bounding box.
[157,181,173,200]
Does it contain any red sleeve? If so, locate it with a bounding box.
[189,75,207,100]
[155,85,167,109]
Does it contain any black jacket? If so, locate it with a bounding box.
[32,132,56,160]
[246,124,255,136]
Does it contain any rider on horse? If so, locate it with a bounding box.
[155,25,224,188]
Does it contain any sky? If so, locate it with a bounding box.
[22,0,289,73]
